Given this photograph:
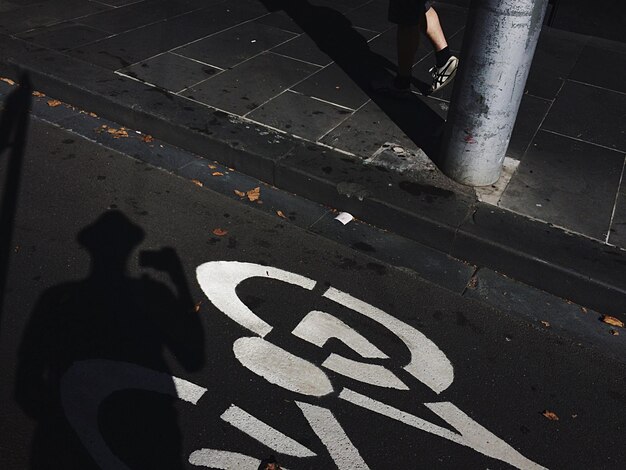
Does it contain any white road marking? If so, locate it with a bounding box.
[188,449,261,469]
[296,402,371,470]
[221,405,316,457]
[292,310,388,359]
[196,261,317,337]
[233,336,333,396]
[323,287,454,394]
[340,388,547,470]
[323,353,409,390]
[60,360,208,470]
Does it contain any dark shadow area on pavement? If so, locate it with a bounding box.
[258,0,446,159]
[0,72,32,334]
[15,210,205,469]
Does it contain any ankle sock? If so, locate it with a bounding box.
[435,46,452,68]
[394,75,411,89]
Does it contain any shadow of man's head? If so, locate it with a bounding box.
[77,210,144,275]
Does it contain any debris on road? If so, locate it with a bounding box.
[191,179,203,187]
[47,99,62,107]
[542,410,559,421]
[212,228,228,236]
[601,315,624,328]
[334,212,354,225]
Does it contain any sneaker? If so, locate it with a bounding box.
[430,55,458,93]
[371,75,412,99]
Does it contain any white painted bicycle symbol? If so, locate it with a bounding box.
[61,261,546,469]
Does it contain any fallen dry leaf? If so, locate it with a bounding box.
[234,189,246,198]
[0,77,15,85]
[212,172,224,176]
[32,91,45,97]
[47,99,62,107]
[191,179,203,187]
[246,187,260,202]
[142,134,154,143]
[542,410,559,421]
[89,112,98,118]
[106,127,129,138]
[212,228,228,236]
[194,302,201,313]
[580,306,588,314]
[610,329,619,336]
[467,276,478,289]
[208,164,217,170]
[601,315,624,328]
[541,320,550,328]
[276,210,287,219]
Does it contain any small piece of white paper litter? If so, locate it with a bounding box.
[334,212,354,225]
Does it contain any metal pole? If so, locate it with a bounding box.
[439,0,549,186]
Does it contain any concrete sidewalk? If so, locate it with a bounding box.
[1,0,625,316]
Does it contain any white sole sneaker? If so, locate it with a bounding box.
[430,56,459,93]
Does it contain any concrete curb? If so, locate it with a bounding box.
[1,34,624,318]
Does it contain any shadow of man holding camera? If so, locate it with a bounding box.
[16,210,205,469]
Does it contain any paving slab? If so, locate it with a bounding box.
[500,130,625,241]
[16,22,110,51]
[525,28,588,100]
[542,80,626,152]
[247,89,352,141]
[505,94,551,160]
[119,53,221,94]
[569,38,626,94]
[182,52,320,116]
[174,20,297,70]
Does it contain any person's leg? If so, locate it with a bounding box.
[423,4,458,92]
[396,24,420,85]
[424,6,448,53]
[372,0,425,95]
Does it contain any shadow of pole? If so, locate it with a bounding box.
[258,0,445,159]
[0,72,32,329]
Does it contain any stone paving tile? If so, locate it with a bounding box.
[119,53,221,93]
[499,130,625,241]
[247,90,352,141]
[0,0,110,34]
[79,0,206,35]
[344,0,394,33]
[291,63,371,110]
[272,26,377,68]
[182,52,320,116]
[319,97,446,158]
[271,34,334,67]
[525,28,587,100]
[541,80,626,152]
[569,40,626,94]
[17,22,110,51]
[174,21,296,70]
[608,178,626,249]
[71,1,269,70]
[254,11,303,34]
[506,94,552,161]
[367,27,430,69]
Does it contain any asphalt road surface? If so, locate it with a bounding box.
[1,116,625,470]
